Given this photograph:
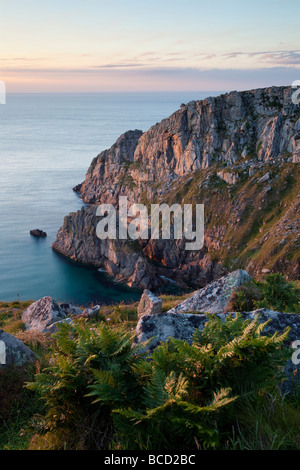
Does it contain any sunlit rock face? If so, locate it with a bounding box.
[54,86,300,290]
[77,86,299,205]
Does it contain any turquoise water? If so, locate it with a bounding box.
[0,92,220,305]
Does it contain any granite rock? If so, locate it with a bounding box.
[167,270,251,314]
[0,329,36,367]
[22,296,66,333]
[134,308,300,387]
[137,290,163,318]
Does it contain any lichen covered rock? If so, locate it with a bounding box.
[134,308,300,388]
[167,270,251,314]
[22,296,66,333]
[0,329,36,367]
[137,290,163,318]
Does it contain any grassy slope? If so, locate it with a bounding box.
[160,161,299,280]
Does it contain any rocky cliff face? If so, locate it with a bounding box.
[77,86,300,205]
[53,86,300,290]
[74,130,143,205]
[52,206,224,290]
[53,207,161,290]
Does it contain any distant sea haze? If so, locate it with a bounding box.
[0,91,220,305]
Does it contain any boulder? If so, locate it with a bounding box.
[60,303,83,316]
[47,317,74,334]
[137,290,163,318]
[257,172,270,184]
[249,166,257,177]
[217,170,239,185]
[167,270,251,315]
[22,296,66,333]
[135,309,300,349]
[0,329,36,367]
[262,268,271,274]
[134,309,300,387]
[82,304,101,318]
[77,305,101,319]
[30,229,47,237]
[22,298,101,333]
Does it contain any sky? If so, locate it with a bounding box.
[0,0,299,92]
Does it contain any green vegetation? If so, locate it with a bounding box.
[0,301,51,450]
[132,162,299,285]
[119,173,137,190]
[227,274,300,314]
[0,289,300,450]
[256,274,300,313]
[0,366,44,450]
[227,281,263,312]
[25,314,292,450]
[0,300,31,334]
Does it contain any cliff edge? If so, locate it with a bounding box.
[53,86,300,290]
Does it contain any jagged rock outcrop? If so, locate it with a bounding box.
[22,296,67,333]
[54,86,300,290]
[59,303,83,316]
[0,329,36,367]
[30,229,47,238]
[52,207,161,290]
[76,86,300,205]
[22,298,104,333]
[134,309,300,351]
[134,273,300,388]
[137,290,163,318]
[75,130,143,205]
[167,270,251,314]
[52,205,225,290]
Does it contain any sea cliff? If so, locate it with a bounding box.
[53,86,300,290]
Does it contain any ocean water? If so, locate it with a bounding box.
[0,91,220,306]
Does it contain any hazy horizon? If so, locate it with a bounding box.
[0,0,298,92]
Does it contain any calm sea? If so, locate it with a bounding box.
[0,92,220,306]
